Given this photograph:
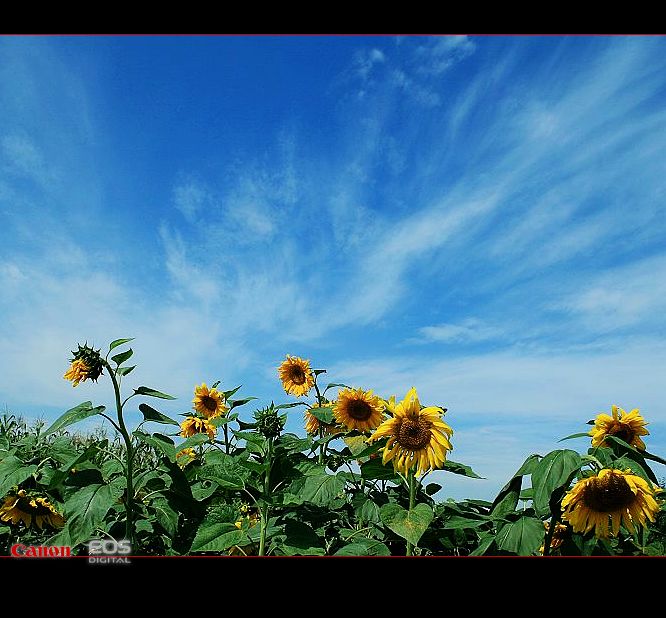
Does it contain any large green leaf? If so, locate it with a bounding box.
[279,520,325,556]
[44,402,106,436]
[197,457,250,490]
[179,433,212,450]
[308,406,333,424]
[134,386,176,400]
[443,515,491,530]
[48,446,99,490]
[380,503,434,547]
[0,456,37,497]
[138,403,179,427]
[443,460,484,479]
[151,497,179,537]
[191,522,246,553]
[469,533,496,556]
[360,458,401,481]
[63,480,125,546]
[109,337,134,351]
[344,435,369,456]
[111,348,133,366]
[335,538,391,556]
[490,454,541,519]
[134,431,177,462]
[531,449,582,517]
[285,473,345,507]
[496,516,544,555]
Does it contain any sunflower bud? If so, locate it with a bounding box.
[254,404,285,439]
[63,343,104,387]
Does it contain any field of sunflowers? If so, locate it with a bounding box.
[1,337,665,557]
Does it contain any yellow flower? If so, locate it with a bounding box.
[176,447,197,467]
[369,387,453,477]
[589,405,649,450]
[539,521,568,554]
[561,468,662,538]
[333,388,385,433]
[230,508,260,556]
[304,402,339,436]
[63,359,91,387]
[278,355,315,397]
[192,383,228,419]
[180,416,216,440]
[0,490,65,529]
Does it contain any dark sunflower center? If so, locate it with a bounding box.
[397,418,432,450]
[583,474,636,512]
[610,426,634,443]
[202,396,218,412]
[347,400,373,421]
[290,366,306,385]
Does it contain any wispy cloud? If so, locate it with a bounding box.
[416,319,505,344]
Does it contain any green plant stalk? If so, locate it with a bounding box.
[406,469,416,556]
[313,378,326,464]
[106,362,135,547]
[223,423,230,455]
[258,437,273,557]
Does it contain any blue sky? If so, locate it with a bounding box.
[1,35,666,501]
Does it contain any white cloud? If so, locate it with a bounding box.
[1,134,54,186]
[417,319,504,344]
[173,178,210,223]
[415,35,476,75]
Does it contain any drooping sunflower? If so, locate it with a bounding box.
[176,447,197,468]
[561,468,662,538]
[0,490,65,529]
[539,521,569,554]
[589,405,649,450]
[369,387,453,477]
[63,343,104,387]
[304,401,339,436]
[192,383,228,419]
[180,416,216,440]
[333,388,385,432]
[278,355,315,397]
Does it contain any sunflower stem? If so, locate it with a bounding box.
[406,469,416,556]
[258,437,273,557]
[223,423,230,455]
[106,361,135,550]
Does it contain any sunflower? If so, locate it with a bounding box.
[176,447,197,468]
[180,416,216,440]
[369,387,453,477]
[539,521,568,554]
[278,355,315,397]
[63,359,91,387]
[589,405,649,450]
[304,402,339,436]
[333,388,385,432]
[561,468,662,538]
[192,383,228,419]
[0,490,65,529]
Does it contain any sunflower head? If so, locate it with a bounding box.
[254,404,285,439]
[333,388,385,433]
[192,383,228,419]
[0,490,65,530]
[539,521,569,554]
[589,405,649,450]
[561,468,662,538]
[369,387,453,477]
[63,343,104,387]
[278,355,315,397]
[304,401,339,436]
[179,416,216,440]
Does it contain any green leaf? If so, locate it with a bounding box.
[425,483,442,496]
[496,516,544,555]
[63,480,125,546]
[335,539,391,556]
[531,449,582,517]
[134,386,176,400]
[324,382,350,393]
[229,397,258,410]
[116,365,136,376]
[222,385,242,400]
[613,456,654,483]
[380,503,434,547]
[313,369,327,376]
[558,432,591,442]
[443,515,490,530]
[151,497,179,537]
[357,499,381,524]
[490,454,541,519]
[279,521,325,556]
[197,457,250,490]
[111,348,133,366]
[470,533,496,556]
[48,445,99,490]
[0,456,37,497]
[274,402,308,411]
[443,460,484,479]
[361,458,401,481]
[605,435,666,466]
[344,435,369,456]
[139,403,179,426]
[308,405,333,424]
[179,433,213,450]
[134,431,177,462]
[109,338,134,351]
[285,473,345,507]
[191,522,246,553]
[44,402,106,436]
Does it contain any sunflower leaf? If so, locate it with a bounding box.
[229,397,258,410]
[558,432,591,442]
[308,405,333,424]
[138,403,179,426]
[43,402,106,436]
[222,385,242,399]
[443,460,484,479]
[135,386,176,400]
[111,348,133,366]
[335,539,391,556]
[380,502,433,547]
[109,337,134,351]
[116,365,136,376]
[531,449,582,517]
[190,521,246,553]
[361,458,401,481]
[133,431,177,462]
[495,516,544,555]
[0,456,38,498]
[323,382,350,393]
